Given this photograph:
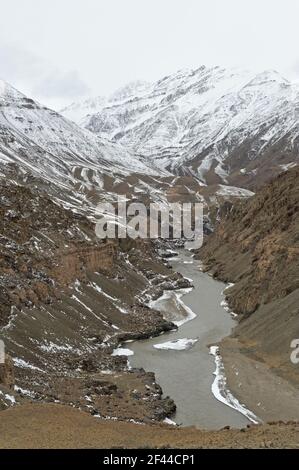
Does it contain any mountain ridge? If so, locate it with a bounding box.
[61,66,299,188]
[0,77,173,219]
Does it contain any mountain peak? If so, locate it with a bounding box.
[0,79,28,103]
[110,80,151,102]
[60,65,298,188]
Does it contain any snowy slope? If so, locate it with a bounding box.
[62,67,299,187]
[0,79,160,175]
[61,80,151,126]
[0,79,168,216]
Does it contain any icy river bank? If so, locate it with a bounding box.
[128,250,259,429]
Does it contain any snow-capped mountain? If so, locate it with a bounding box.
[0,79,170,216]
[61,80,151,126]
[62,66,299,188]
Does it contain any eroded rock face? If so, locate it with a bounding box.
[0,355,14,390]
[197,167,299,384]
[0,180,117,326]
[51,244,116,286]
[198,166,299,316]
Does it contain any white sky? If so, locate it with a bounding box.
[1,0,299,109]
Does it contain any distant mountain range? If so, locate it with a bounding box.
[62,66,299,189]
[3,69,279,221]
[0,66,298,221]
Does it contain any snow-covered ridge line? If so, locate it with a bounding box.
[62,65,299,185]
[0,78,172,221]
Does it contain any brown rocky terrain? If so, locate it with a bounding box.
[0,178,194,421]
[1,72,299,450]
[197,166,299,415]
[1,159,298,447]
[0,403,299,449]
[0,355,14,389]
[198,167,299,314]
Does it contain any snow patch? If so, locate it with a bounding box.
[112,347,134,357]
[216,185,254,198]
[39,341,81,354]
[163,417,177,426]
[14,385,35,398]
[0,389,16,404]
[13,358,44,372]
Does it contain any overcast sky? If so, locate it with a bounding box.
[1,0,299,109]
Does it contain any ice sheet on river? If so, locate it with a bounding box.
[149,288,197,327]
[153,338,198,351]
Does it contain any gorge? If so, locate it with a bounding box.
[0,66,298,448]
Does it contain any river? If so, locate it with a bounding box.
[129,250,254,430]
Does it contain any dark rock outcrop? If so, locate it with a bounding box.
[0,355,14,390]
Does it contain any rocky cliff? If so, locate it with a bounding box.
[0,180,117,326]
[198,166,299,385]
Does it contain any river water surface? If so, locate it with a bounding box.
[129,250,252,430]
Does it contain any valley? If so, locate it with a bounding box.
[129,250,254,429]
[0,66,298,448]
